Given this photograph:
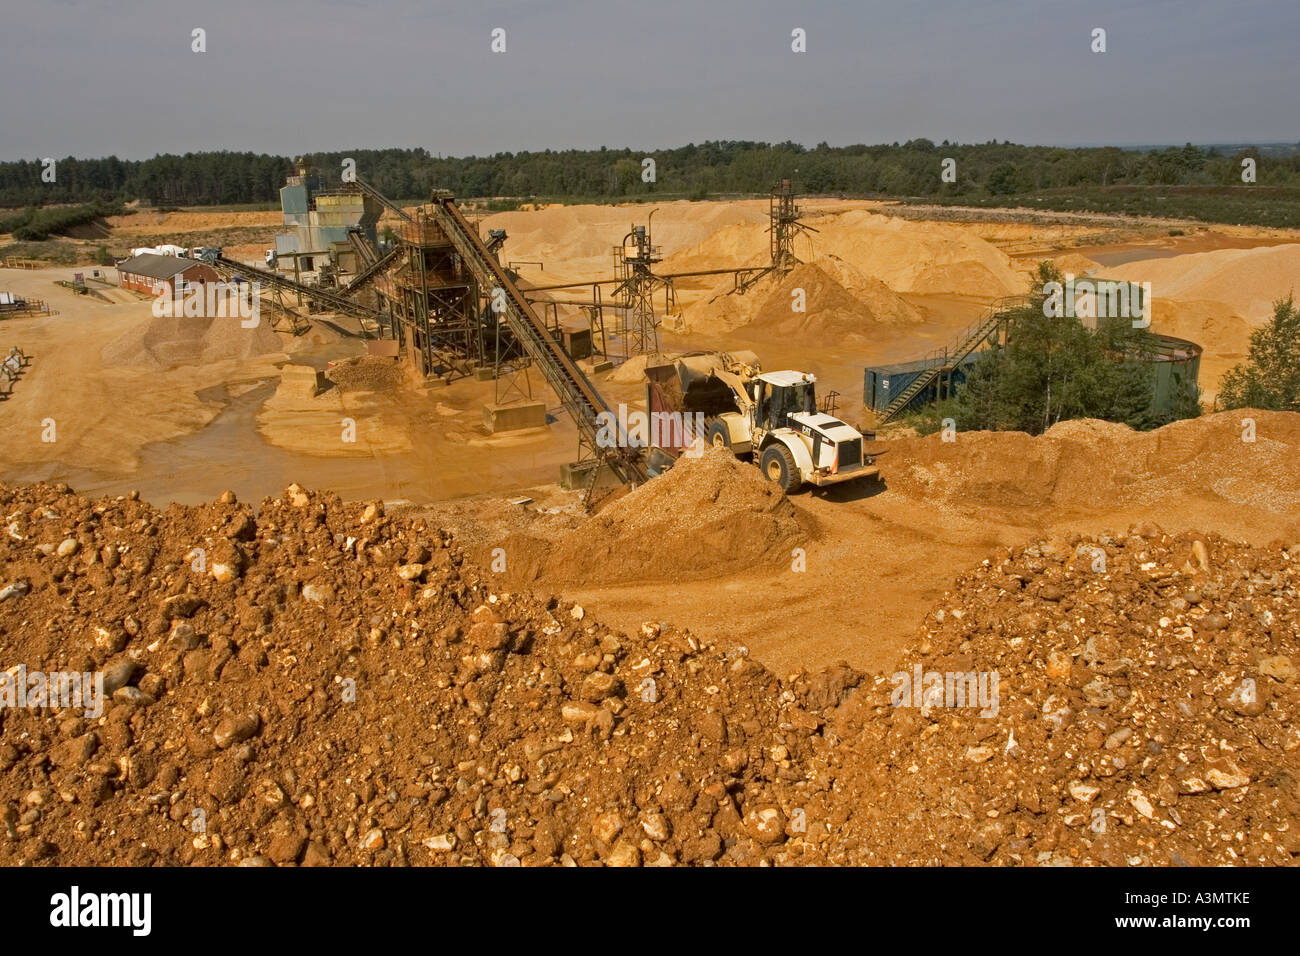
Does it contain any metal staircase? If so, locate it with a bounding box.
[877,296,1030,424]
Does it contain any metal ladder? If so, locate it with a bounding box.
[877,296,1029,424]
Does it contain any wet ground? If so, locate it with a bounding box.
[1082,232,1297,268]
[7,370,582,508]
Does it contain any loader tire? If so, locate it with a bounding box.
[707,418,733,452]
[760,443,802,494]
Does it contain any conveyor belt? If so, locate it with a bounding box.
[343,245,402,296]
[211,255,389,323]
[353,178,413,222]
[427,194,646,483]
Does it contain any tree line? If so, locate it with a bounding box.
[1,141,1297,209]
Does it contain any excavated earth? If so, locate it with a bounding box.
[0,480,1297,867]
[496,448,810,588]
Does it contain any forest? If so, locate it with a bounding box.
[0,141,1297,226]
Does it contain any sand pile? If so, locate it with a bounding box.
[1043,252,1102,276]
[809,210,1026,296]
[483,201,769,276]
[886,410,1300,520]
[608,352,674,385]
[1148,298,1252,352]
[682,254,924,338]
[680,274,769,334]
[101,312,284,369]
[736,258,924,343]
[659,221,772,275]
[533,448,808,586]
[961,222,1105,246]
[819,527,1300,865]
[106,209,281,236]
[1106,244,1300,321]
[326,355,404,392]
[666,209,1025,299]
[283,319,350,354]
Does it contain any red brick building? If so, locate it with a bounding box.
[117,253,219,296]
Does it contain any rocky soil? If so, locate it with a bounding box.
[0,479,1296,866]
[806,525,1300,865]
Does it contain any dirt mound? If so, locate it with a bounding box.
[0,481,826,867]
[736,258,924,344]
[101,312,285,369]
[326,356,404,392]
[885,410,1300,517]
[1106,244,1300,322]
[538,448,808,586]
[821,527,1300,865]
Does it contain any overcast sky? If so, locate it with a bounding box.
[0,0,1295,161]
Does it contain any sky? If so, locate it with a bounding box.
[0,0,1296,161]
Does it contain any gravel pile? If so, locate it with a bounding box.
[0,481,818,866]
[1,479,1295,866]
[817,525,1300,865]
[326,356,404,392]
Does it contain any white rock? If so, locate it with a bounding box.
[422,834,456,852]
[302,583,331,604]
[1068,782,1101,802]
[1127,788,1155,819]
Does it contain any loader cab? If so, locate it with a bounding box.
[754,371,817,431]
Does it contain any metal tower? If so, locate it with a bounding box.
[737,178,817,293]
[770,178,813,273]
[610,217,676,359]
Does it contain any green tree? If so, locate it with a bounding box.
[930,263,1187,434]
[1218,296,1300,411]
[986,163,1020,195]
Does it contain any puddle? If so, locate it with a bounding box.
[1089,248,1180,267]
